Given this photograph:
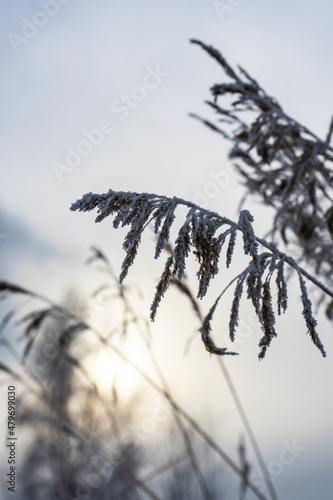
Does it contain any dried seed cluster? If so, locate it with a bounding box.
[191,39,333,316]
[71,190,326,358]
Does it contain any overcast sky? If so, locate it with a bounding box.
[1,1,333,498]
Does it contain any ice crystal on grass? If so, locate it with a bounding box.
[71,190,261,355]
[150,256,174,321]
[226,228,237,268]
[238,210,260,275]
[229,272,248,342]
[190,39,333,316]
[292,261,326,357]
[173,212,193,281]
[276,256,288,315]
[154,201,177,259]
[258,280,277,360]
[71,190,242,312]
[71,189,329,358]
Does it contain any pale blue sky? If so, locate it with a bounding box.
[1,1,333,498]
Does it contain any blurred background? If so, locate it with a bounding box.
[1,1,333,498]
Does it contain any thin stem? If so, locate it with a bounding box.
[143,334,212,500]
[102,258,212,500]
[217,358,279,500]
[171,277,278,500]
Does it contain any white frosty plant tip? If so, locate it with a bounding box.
[191,39,333,324]
[71,188,327,359]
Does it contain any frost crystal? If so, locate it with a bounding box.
[71,187,330,358]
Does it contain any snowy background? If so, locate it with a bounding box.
[1,1,333,498]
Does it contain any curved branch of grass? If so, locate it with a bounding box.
[70,190,330,358]
[190,39,333,315]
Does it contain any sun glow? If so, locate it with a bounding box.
[85,350,117,396]
[95,352,117,391]
[85,344,142,400]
